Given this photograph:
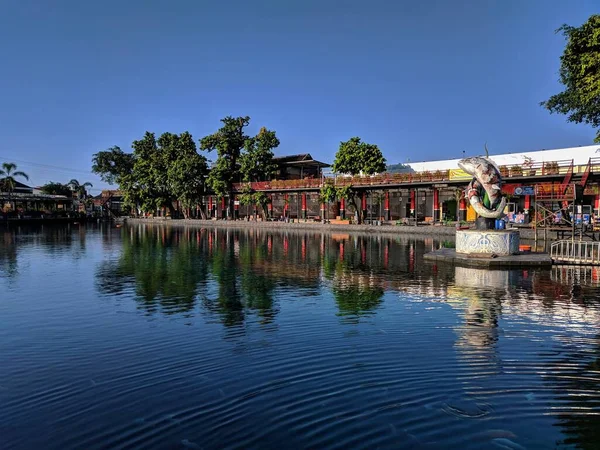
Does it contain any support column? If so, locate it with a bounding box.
[524,194,531,211]
[459,196,467,222]
[361,192,367,221]
[595,194,600,216]
[220,197,226,219]
[234,196,239,220]
[208,196,213,219]
[340,197,346,219]
[384,191,390,221]
[268,194,273,218]
[320,201,326,221]
[433,188,440,222]
[301,192,307,219]
[284,194,289,218]
[410,190,416,218]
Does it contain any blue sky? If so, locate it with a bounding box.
[0,0,597,191]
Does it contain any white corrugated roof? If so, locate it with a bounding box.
[405,144,600,172]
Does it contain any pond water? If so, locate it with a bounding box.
[1,223,600,449]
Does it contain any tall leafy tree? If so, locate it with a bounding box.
[131,132,168,214]
[200,116,251,217]
[542,15,600,142]
[0,163,29,210]
[91,146,134,185]
[239,126,280,182]
[163,131,209,218]
[92,146,137,212]
[332,137,386,176]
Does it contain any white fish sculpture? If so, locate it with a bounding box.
[458,156,507,219]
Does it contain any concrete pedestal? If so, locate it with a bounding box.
[456,229,520,256]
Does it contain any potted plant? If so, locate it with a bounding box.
[544,161,559,175]
[510,165,523,177]
[499,165,509,177]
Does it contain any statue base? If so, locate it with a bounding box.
[456,229,520,256]
[475,217,496,230]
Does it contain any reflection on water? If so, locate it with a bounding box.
[1,223,600,449]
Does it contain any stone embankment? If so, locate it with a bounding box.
[124,218,538,240]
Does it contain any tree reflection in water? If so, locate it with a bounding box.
[0,230,18,280]
[95,226,435,326]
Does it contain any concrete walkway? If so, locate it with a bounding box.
[125,218,538,239]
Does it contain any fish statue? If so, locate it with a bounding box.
[458,156,507,219]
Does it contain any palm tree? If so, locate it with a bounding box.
[0,163,29,211]
[68,179,93,200]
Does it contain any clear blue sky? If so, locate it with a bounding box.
[0,0,597,191]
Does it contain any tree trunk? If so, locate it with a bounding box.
[348,198,363,224]
[198,202,207,220]
[167,202,176,218]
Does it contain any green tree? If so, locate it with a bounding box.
[132,132,171,215]
[239,126,280,182]
[542,15,600,143]
[336,184,364,223]
[332,137,386,176]
[92,146,137,212]
[319,180,337,221]
[200,116,251,217]
[91,146,134,185]
[40,182,72,197]
[239,185,271,220]
[0,163,29,211]
[161,131,209,219]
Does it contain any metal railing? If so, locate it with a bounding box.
[550,240,600,265]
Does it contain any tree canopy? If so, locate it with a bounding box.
[332,137,386,176]
[92,131,209,217]
[0,163,29,194]
[91,146,134,185]
[200,116,250,203]
[542,15,600,143]
[40,182,73,197]
[239,126,280,182]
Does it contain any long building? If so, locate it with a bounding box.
[153,144,600,226]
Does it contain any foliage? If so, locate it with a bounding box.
[239,184,271,219]
[91,146,134,185]
[319,180,337,204]
[93,132,209,216]
[386,163,413,174]
[201,116,250,209]
[510,165,523,176]
[332,137,386,176]
[432,169,444,179]
[40,182,72,197]
[335,184,367,223]
[68,179,93,200]
[239,127,280,182]
[0,162,29,194]
[239,185,256,207]
[541,15,600,142]
[162,131,209,217]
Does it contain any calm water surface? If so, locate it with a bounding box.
[2,224,600,449]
